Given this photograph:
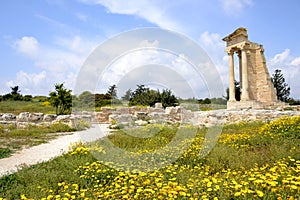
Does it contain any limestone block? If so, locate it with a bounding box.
[130,106,149,114]
[43,114,57,122]
[101,107,115,113]
[29,113,44,122]
[116,107,131,114]
[135,120,148,126]
[94,112,110,123]
[0,121,17,126]
[54,115,71,123]
[109,114,136,124]
[165,106,181,115]
[149,107,165,113]
[154,102,163,109]
[17,112,30,122]
[17,122,36,129]
[134,112,148,120]
[148,112,168,123]
[2,113,16,121]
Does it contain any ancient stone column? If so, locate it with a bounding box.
[241,49,250,100]
[238,51,242,89]
[228,51,236,101]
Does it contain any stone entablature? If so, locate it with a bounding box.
[223,27,283,110]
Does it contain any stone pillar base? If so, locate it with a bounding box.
[227,100,264,110]
[227,100,289,110]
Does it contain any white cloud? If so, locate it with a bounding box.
[291,57,300,66]
[97,47,213,98]
[199,31,227,93]
[6,71,47,95]
[78,0,181,30]
[10,35,99,95]
[267,49,300,98]
[220,0,253,16]
[269,49,290,66]
[14,36,39,58]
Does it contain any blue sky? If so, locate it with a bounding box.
[1,0,300,98]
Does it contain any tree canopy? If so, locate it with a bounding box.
[271,69,290,102]
[0,86,32,101]
[106,85,117,99]
[49,83,72,115]
[129,85,178,108]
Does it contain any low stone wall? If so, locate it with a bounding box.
[91,106,300,128]
[0,112,92,128]
[194,109,300,127]
[1,105,300,129]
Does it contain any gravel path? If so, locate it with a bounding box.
[0,124,111,177]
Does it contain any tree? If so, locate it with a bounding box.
[94,93,112,107]
[129,85,178,108]
[106,85,117,99]
[23,95,33,101]
[10,86,23,100]
[129,85,152,106]
[49,83,72,115]
[271,69,290,102]
[198,98,211,104]
[160,89,179,108]
[122,89,133,101]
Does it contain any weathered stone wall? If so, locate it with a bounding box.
[0,112,92,128]
[92,105,300,128]
[1,105,300,129]
[194,108,300,127]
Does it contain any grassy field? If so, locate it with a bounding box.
[0,122,90,159]
[0,101,55,114]
[0,116,300,199]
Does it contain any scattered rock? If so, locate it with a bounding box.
[43,114,57,122]
[2,113,16,121]
[17,112,30,122]
[135,120,148,126]
[29,113,44,122]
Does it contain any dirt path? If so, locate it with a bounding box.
[0,124,111,177]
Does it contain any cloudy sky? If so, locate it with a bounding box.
[1,0,300,99]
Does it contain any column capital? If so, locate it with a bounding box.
[226,48,235,55]
[240,42,249,50]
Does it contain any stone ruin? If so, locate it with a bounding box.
[1,104,300,129]
[0,112,92,128]
[223,27,285,110]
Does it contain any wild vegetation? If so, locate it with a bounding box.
[1,116,299,199]
[0,100,55,114]
[0,121,90,159]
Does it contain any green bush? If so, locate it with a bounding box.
[0,148,12,159]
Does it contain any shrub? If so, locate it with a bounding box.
[0,148,12,158]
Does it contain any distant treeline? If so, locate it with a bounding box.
[0,86,32,102]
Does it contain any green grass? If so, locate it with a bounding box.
[0,122,90,158]
[0,101,55,114]
[1,117,300,199]
[0,153,95,199]
[0,148,12,159]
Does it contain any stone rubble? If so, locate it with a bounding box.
[0,105,299,129]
